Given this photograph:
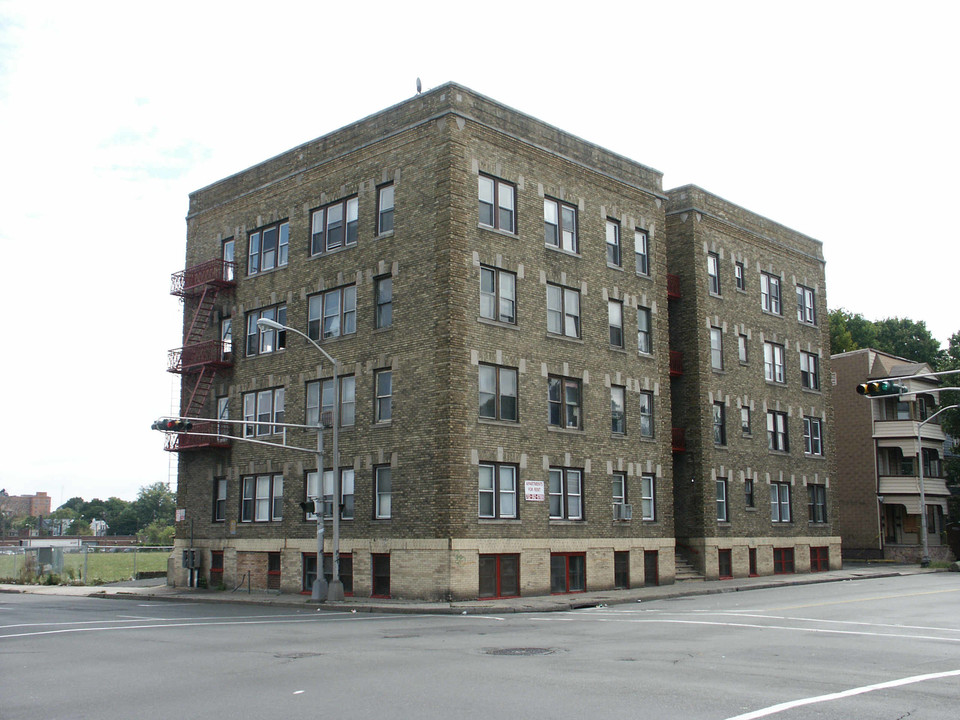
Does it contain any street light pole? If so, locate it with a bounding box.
[257,318,344,601]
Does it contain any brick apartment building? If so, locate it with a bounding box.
[0,491,52,518]
[832,349,952,562]
[165,83,838,599]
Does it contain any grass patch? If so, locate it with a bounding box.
[1,549,171,585]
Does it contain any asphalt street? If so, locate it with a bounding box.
[2,573,958,720]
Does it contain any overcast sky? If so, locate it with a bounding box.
[1,1,957,505]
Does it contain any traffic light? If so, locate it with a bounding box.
[856,380,908,396]
[151,418,194,432]
[300,499,316,514]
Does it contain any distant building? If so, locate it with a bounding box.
[1,491,52,518]
[832,349,954,562]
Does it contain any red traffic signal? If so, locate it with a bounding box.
[152,418,194,432]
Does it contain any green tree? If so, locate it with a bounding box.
[67,519,92,536]
[874,317,944,368]
[139,520,175,546]
[133,482,176,529]
[829,309,857,354]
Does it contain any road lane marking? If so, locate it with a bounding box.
[723,668,960,719]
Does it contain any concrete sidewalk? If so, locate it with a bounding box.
[1,563,945,615]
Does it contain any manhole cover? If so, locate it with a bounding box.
[485,647,556,656]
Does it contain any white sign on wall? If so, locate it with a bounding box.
[524,480,545,502]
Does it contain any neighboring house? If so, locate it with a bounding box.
[1,491,52,518]
[165,83,837,599]
[832,349,954,562]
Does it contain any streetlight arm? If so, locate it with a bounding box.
[256,318,337,367]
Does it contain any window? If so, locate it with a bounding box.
[267,552,281,590]
[606,219,621,266]
[375,466,392,519]
[213,478,226,522]
[771,482,791,522]
[800,351,820,390]
[767,411,789,452]
[245,305,287,356]
[718,549,733,579]
[307,285,357,341]
[377,184,394,235]
[635,229,649,276]
[549,467,583,520]
[247,221,289,275]
[612,472,627,506]
[808,484,827,523]
[480,266,516,324]
[803,416,823,456]
[479,554,520,598]
[608,299,624,348]
[797,285,816,324]
[639,391,654,438]
[222,238,235,281]
[713,402,726,446]
[761,272,782,314]
[323,553,354,595]
[551,552,586,593]
[478,463,518,519]
[305,376,355,427]
[611,386,626,434]
[479,364,518,422]
[217,396,229,437]
[240,474,283,522]
[242,388,284,437]
[773,548,794,574]
[641,474,656,521]
[741,406,751,434]
[375,369,392,423]
[375,275,393,329]
[710,327,723,370]
[548,376,581,429]
[738,333,748,364]
[544,198,577,252]
[320,468,354,520]
[305,471,321,520]
[735,261,745,290]
[745,478,755,508]
[707,252,720,295]
[478,175,515,233]
[311,197,358,255]
[764,342,785,383]
[716,478,728,521]
[546,284,580,338]
[637,307,652,354]
[220,317,233,359]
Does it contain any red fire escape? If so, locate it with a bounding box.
[166,259,235,451]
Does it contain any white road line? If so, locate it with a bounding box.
[723,668,960,720]
[530,615,960,643]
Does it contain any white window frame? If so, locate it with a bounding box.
[797,285,816,324]
[637,306,652,354]
[307,285,357,341]
[641,474,656,521]
[549,467,583,520]
[377,184,395,235]
[606,219,621,267]
[635,229,649,276]
[311,197,359,256]
[544,198,578,253]
[804,416,823,456]
[479,364,519,422]
[707,252,720,295]
[479,463,518,519]
[375,275,393,329]
[306,376,355,428]
[247,221,289,275]
[764,342,786,384]
[767,411,789,452]
[639,391,654,438]
[243,388,284,437]
[546,284,580,338]
[611,385,626,435]
[246,305,286,356]
[800,351,820,390]
[478,175,516,233]
[375,466,392,519]
[609,299,624,348]
[480,266,516,324]
[771,482,791,523]
[761,272,782,315]
[548,376,581,430]
[716,478,728,521]
[375,369,393,423]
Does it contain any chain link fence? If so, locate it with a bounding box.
[0,545,172,585]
